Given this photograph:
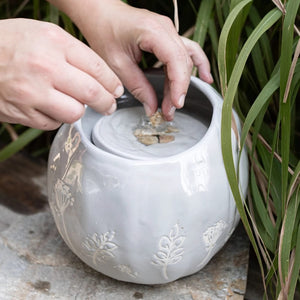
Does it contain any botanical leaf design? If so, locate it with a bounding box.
[54,178,74,214]
[64,125,81,165]
[63,161,83,193]
[82,231,118,265]
[196,220,228,269]
[203,220,227,251]
[152,224,185,280]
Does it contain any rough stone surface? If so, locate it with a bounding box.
[0,154,249,299]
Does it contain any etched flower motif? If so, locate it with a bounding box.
[203,220,227,251]
[152,224,185,280]
[54,178,75,214]
[114,264,138,278]
[63,161,83,193]
[82,231,118,265]
[64,125,81,165]
[196,220,228,269]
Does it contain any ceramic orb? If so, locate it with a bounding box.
[47,71,248,285]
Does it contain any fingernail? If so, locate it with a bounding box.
[107,102,117,115]
[143,103,152,116]
[202,71,214,83]
[114,85,124,98]
[178,94,185,108]
[206,72,214,83]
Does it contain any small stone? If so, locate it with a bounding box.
[149,111,164,128]
[158,135,175,144]
[165,126,179,133]
[137,135,159,146]
[134,110,179,145]
[133,128,156,137]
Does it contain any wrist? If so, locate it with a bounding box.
[48,0,125,31]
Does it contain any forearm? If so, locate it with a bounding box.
[46,0,124,34]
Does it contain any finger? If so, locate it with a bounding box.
[0,104,62,130]
[36,89,86,124]
[27,110,62,130]
[52,63,117,115]
[112,56,158,116]
[161,75,176,121]
[180,37,213,84]
[65,39,124,98]
[139,26,193,109]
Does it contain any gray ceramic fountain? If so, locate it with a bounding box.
[47,70,248,284]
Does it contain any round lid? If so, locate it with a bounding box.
[91,107,207,160]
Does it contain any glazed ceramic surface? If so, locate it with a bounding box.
[47,71,249,284]
[92,106,208,159]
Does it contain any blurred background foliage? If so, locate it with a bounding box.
[0,0,299,298]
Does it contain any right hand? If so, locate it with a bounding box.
[62,0,213,121]
[0,18,124,130]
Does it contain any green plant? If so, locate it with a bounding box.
[204,0,299,298]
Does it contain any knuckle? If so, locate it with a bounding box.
[129,86,144,102]
[66,105,85,123]
[11,81,32,100]
[108,55,124,73]
[41,22,65,43]
[85,83,101,101]
[175,47,188,62]
[187,56,193,70]
[156,14,174,28]
[91,60,104,78]
[140,14,173,36]
[28,55,53,74]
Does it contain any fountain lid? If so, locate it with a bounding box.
[92,107,207,160]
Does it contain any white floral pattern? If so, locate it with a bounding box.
[50,125,84,252]
[197,220,228,268]
[203,220,227,251]
[54,178,75,215]
[64,125,81,166]
[82,231,118,265]
[152,224,185,280]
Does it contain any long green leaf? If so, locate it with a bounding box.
[279,0,300,210]
[217,0,252,96]
[279,188,300,296]
[250,169,276,251]
[193,0,215,47]
[0,128,43,162]
[288,222,300,300]
[240,70,280,150]
[220,7,282,293]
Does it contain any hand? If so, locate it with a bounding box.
[52,0,213,120]
[0,18,123,130]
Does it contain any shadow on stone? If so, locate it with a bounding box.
[0,154,48,214]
